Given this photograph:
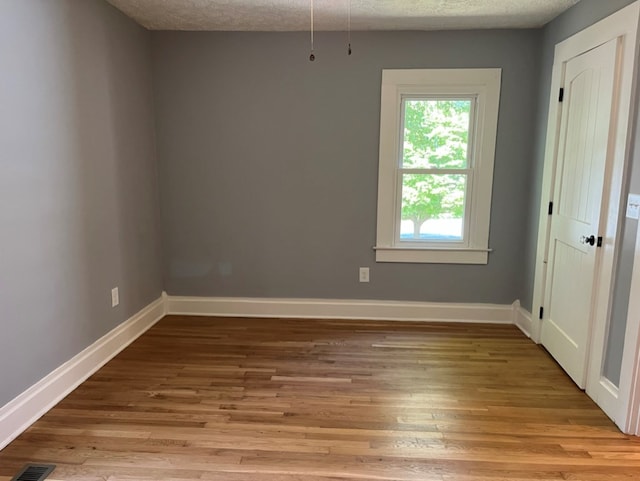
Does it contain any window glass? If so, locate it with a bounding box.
[399,173,466,241]
[402,99,471,170]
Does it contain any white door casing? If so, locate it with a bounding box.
[621,221,640,436]
[541,39,618,389]
[532,1,640,431]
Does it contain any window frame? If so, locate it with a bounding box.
[375,68,501,264]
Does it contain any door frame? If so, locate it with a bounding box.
[531,1,640,430]
[621,223,640,435]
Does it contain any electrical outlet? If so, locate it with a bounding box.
[111,287,119,307]
[359,267,370,283]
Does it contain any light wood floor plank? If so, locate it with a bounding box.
[1,316,640,480]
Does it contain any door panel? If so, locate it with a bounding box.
[541,39,618,388]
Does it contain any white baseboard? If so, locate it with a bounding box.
[512,300,533,339]
[0,295,166,451]
[0,294,522,451]
[166,295,515,324]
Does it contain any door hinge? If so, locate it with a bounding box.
[548,201,553,215]
[597,236,603,247]
[539,307,544,319]
[559,88,564,102]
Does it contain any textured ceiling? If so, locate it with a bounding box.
[106,0,581,31]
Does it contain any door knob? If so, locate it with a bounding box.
[584,235,596,246]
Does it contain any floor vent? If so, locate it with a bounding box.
[10,464,56,481]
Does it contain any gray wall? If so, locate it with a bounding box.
[0,0,163,406]
[523,0,638,385]
[152,29,541,303]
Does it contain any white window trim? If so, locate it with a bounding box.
[375,68,501,264]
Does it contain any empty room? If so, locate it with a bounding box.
[3,0,640,479]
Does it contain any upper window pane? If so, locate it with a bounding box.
[402,99,472,169]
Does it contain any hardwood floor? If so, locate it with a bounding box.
[1,316,640,481]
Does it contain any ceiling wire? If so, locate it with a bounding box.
[309,0,352,61]
[309,0,315,61]
[348,0,352,55]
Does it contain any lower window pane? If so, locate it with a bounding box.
[400,173,466,241]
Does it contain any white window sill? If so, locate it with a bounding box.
[374,246,491,264]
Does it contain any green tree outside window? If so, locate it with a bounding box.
[401,99,471,239]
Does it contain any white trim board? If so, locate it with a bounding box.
[166,295,516,324]
[621,206,640,435]
[513,301,533,339]
[0,296,166,451]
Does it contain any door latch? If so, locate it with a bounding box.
[580,235,602,247]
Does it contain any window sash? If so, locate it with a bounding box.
[394,170,473,248]
[394,96,477,248]
[399,95,477,171]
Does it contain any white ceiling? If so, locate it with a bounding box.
[106,0,581,31]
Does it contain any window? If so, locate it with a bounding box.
[375,69,501,264]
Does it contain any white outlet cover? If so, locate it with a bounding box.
[627,193,640,220]
[359,267,370,283]
[111,287,120,307]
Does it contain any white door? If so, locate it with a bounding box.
[541,39,619,389]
